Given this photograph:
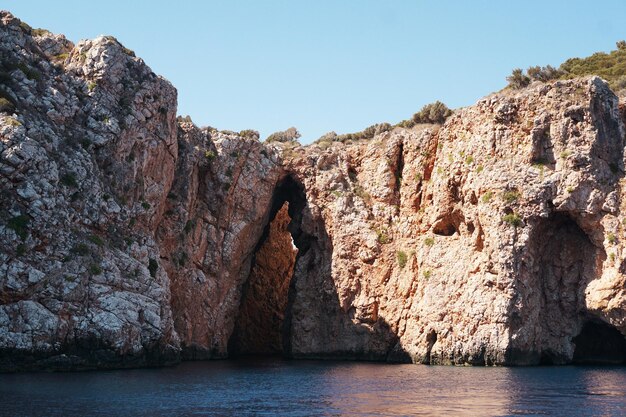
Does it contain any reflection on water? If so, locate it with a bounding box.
[0,358,625,416]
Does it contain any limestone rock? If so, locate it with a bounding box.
[2,11,626,370]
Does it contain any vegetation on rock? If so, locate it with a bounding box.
[507,41,626,92]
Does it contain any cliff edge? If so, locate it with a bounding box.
[2,11,626,370]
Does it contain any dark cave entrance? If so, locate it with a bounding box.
[523,212,626,364]
[573,318,626,364]
[228,176,310,357]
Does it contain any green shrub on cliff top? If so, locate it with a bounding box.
[412,101,453,124]
[266,127,300,143]
[507,41,626,91]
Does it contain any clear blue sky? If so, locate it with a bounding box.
[5,1,626,143]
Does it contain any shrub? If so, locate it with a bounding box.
[177,115,193,124]
[558,42,626,90]
[314,131,338,145]
[16,63,41,81]
[148,258,158,277]
[239,129,259,139]
[88,234,104,247]
[178,252,188,267]
[607,232,617,244]
[19,21,32,33]
[79,138,91,149]
[354,185,372,205]
[423,270,432,279]
[362,122,392,138]
[376,228,390,244]
[424,237,435,247]
[0,97,15,113]
[141,201,151,210]
[613,75,626,92]
[89,264,103,275]
[266,127,301,143]
[412,101,453,124]
[506,68,530,89]
[31,28,50,37]
[16,243,26,256]
[481,191,494,203]
[7,215,29,240]
[502,189,520,204]
[204,150,216,160]
[396,251,408,268]
[502,213,522,227]
[341,123,392,141]
[71,243,90,256]
[526,65,562,82]
[5,117,21,127]
[60,173,78,187]
[396,119,416,129]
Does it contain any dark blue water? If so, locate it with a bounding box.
[1,359,626,416]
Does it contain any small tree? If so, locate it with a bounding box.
[527,65,561,82]
[362,122,392,138]
[617,40,626,50]
[316,131,338,142]
[506,68,530,89]
[239,129,260,139]
[266,127,301,143]
[412,101,453,124]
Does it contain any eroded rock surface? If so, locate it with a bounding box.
[2,11,626,370]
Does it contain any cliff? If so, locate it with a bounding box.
[1,11,626,370]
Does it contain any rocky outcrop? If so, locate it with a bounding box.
[2,11,626,370]
[0,11,180,370]
[281,77,626,365]
[156,124,283,359]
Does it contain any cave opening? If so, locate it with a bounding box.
[573,319,626,364]
[522,212,626,365]
[228,175,310,357]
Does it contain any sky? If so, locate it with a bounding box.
[5,0,626,143]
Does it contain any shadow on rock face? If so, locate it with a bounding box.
[228,175,409,362]
[573,319,626,364]
[508,212,626,365]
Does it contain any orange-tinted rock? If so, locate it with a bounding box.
[229,203,297,355]
[3,11,626,370]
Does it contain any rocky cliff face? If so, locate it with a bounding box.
[2,11,626,370]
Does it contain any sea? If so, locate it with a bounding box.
[1,358,625,416]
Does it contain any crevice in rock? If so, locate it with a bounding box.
[572,318,626,364]
[425,330,437,365]
[228,175,312,357]
[529,119,555,166]
[394,140,404,195]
